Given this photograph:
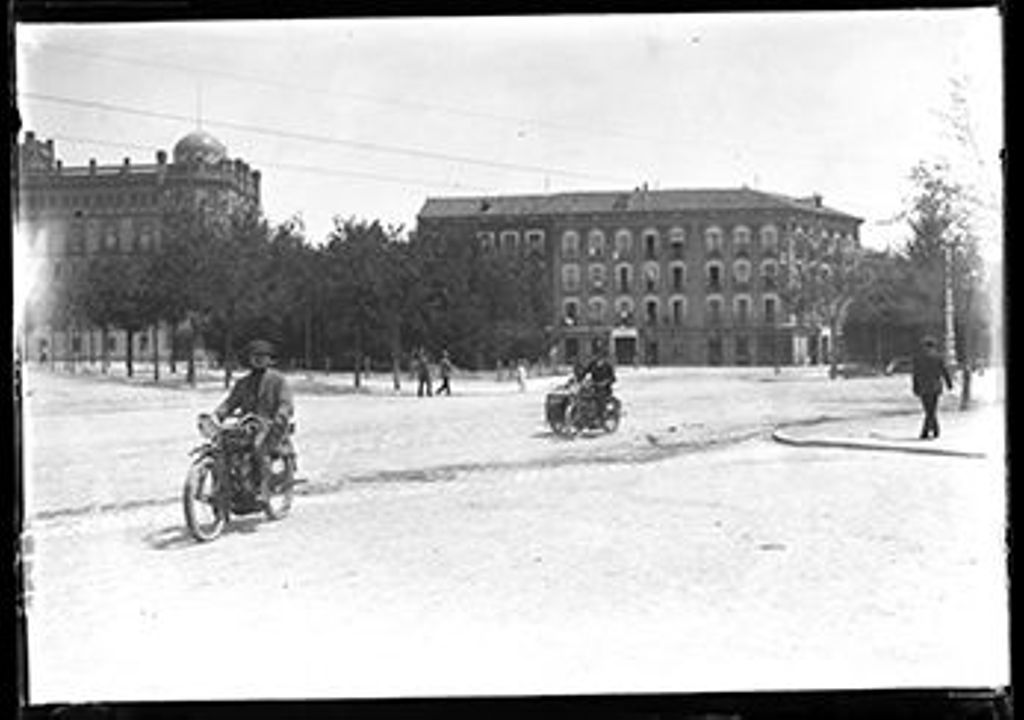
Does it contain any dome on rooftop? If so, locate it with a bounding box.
[173,130,227,165]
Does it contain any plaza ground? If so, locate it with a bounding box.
[18,365,1008,702]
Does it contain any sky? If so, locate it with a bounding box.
[15,10,1003,255]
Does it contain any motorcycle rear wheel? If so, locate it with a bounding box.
[263,456,296,521]
[183,461,227,542]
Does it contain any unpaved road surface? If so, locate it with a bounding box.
[19,367,1008,702]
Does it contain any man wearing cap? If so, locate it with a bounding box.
[214,339,295,504]
[911,335,953,440]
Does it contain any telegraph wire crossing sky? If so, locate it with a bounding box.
[15,11,1002,256]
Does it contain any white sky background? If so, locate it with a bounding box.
[16,11,1003,255]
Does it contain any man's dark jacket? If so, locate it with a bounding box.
[912,349,953,397]
[215,367,295,455]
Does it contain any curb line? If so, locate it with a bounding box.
[771,429,987,459]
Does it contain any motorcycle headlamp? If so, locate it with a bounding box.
[197,413,219,439]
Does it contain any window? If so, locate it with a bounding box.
[614,229,633,258]
[615,297,635,326]
[499,230,520,253]
[760,225,779,253]
[643,262,660,292]
[561,231,580,259]
[735,336,751,364]
[670,262,686,292]
[733,259,752,284]
[616,264,633,293]
[588,264,607,291]
[707,298,723,325]
[526,229,545,253]
[645,298,659,326]
[760,259,778,289]
[671,296,687,325]
[734,296,751,325]
[107,335,118,352]
[643,229,659,259]
[733,225,751,253]
[69,224,85,255]
[477,231,496,253]
[119,218,134,252]
[705,226,723,254]
[669,227,686,258]
[563,299,579,325]
[587,297,607,324]
[561,264,581,293]
[104,225,118,252]
[139,334,149,353]
[138,224,153,252]
[587,230,606,259]
[763,296,777,324]
[706,262,723,291]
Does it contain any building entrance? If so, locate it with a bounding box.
[614,337,636,365]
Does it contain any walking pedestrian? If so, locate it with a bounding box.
[515,359,528,392]
[415,349,433,397]
[436,349,453,396]
[912,335,953,439]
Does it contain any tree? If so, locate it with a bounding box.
[899,160,989,407]
[188,204,271,388]
[76,252,158,378]
[779,220,873,379]
[323,217,409,388]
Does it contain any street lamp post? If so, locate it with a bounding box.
[943,242,957,368]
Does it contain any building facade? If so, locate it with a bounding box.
[417,187,862,367]
[15,129,262,366]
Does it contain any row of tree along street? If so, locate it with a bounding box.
[29,160,994,403]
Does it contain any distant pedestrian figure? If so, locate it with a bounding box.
[436,350,453,396]
[515,359,528,392]
[912,336,953,439]
[415,349,433,397]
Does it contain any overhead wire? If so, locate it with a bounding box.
[32,132,498,193]
[36,43,675,147]
[21,91,634,185]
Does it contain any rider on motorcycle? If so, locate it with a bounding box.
[579,339,616,421]
[213,338,295,505]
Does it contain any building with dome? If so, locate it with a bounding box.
[16,129,262,368]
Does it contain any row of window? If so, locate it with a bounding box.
[23,190,161,212]
[476,229,546,254]
[558,225,784,261]
[26,218,156,255]
[563,294,779,327]
[559,225,856,261]
[561,259,780,294]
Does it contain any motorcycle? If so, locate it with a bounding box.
[546,378,622,437]
[182,412,297,542]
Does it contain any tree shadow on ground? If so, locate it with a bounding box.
[143,516,263,551]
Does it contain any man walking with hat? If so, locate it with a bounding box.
[911,335,954,440]
[214,338,295,504]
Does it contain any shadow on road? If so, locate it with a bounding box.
[143,516,263,551]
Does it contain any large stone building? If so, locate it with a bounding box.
[15,129,262,365]
[417,186,863,366]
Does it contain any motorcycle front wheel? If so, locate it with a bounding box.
[263,456,296,521]
[183,461,227,542]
